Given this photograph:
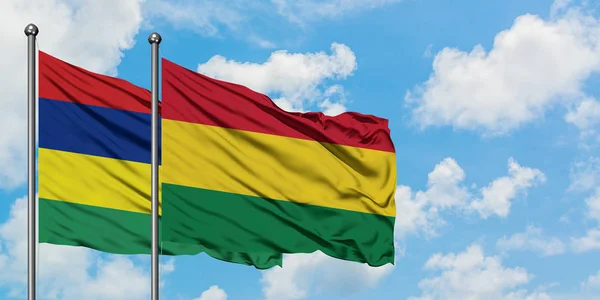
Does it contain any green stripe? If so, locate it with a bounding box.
[39,198,282,269]
[162,184,396,267]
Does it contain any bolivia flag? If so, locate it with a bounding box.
[161,59,397,267]
[37,51,282,269]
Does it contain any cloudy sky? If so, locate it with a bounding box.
[2,0,600,299]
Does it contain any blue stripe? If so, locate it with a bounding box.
[39,98,161,164]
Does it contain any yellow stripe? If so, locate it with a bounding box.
[162,120,397,217]
[38,148,158,214]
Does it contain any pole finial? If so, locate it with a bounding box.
[24,24,39,37]
[148,32,162,45]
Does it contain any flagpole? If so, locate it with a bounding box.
[149,32,162,300]
[24,23,39,300]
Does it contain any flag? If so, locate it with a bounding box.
[37,51,282,268]
[160,59,397,267]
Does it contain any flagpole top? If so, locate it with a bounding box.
[148,32,162,45]
[24,24,39,37]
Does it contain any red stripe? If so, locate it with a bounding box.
[39,51,156,114]
[161,59,395,153]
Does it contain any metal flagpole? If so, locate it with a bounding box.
[24,23,39,300]
[148,32,162,300]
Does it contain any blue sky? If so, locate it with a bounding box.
[2,0,600,299]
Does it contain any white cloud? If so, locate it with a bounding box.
[0,0,145,189]
[248,35,277,49]
[317,85,348,116]
[272,0,402,25]
[586,188,600,222]
[160,257,176,274]
[569,157,600,192]
[581,270,600,291]
[197,43,356,114]
[569,184,600,252]
[565,97,600,130]
[394,158,468,238]
[423,157,470,208]
[571,228,600,253]
[409,244,550,300]
[396,157,544,238]
[423,44,434,58]
[469,158,546,219]
[551,0,574,17]
[260,251,395,300]
[61,257,150,299]
[193,285,228,300]
[541,270,600,300]
[0,196,153,299]
[570,184,600,253]
[496,225,566,256]
[318,99,347,116]
[394,185,441,238]
[406,6,600,135]
[143,0,245,37]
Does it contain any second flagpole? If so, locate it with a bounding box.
[149,32,162,300]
